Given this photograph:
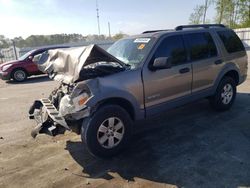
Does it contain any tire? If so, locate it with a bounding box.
[81,105,132,158]
[12,69,27,82]
[209,76,236,111]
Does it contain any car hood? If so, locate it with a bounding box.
[0,60,21,68]
[37,44,127,84]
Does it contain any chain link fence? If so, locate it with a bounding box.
[0,47,19,63]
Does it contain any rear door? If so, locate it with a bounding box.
[183,32,222,93]
[143,35,192,116]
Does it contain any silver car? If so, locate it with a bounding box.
[29,24,248,158]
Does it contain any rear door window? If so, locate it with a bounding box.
[217,30,245,53]
[184,32,218,61]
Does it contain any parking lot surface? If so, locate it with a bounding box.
[0,68,250,187]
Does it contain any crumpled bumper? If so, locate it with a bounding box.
[29,98,70,138]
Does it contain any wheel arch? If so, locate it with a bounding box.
[223,70,239,85]
[94,97,136,121]
[11,67,28,79]
[213,64,240,93]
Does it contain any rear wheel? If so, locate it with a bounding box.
[12,69,27,82]
[81,105,132,158]
[209,76,236,111]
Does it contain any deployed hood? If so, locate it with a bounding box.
[37,44,127,84]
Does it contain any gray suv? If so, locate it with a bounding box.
[29,24,248,158]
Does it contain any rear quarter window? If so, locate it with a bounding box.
[217,30,245,53]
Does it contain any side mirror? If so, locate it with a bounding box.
[28,56,33,60]
[152,57,172,70]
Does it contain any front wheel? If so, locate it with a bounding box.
[209,76,236,111]
[12,69,27,82]
[81,105,132,158]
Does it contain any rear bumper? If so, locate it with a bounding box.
[29,99,70,138]
[0,71,11,80]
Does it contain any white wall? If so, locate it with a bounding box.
[234,28,250,46]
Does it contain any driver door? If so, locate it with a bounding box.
[142,35,192,117]
[25,51,44,74]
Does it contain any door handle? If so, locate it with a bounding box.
[179,67,190,74]
[215,59,223,65]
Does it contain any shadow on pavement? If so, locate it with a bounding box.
[6,75,51,84]
[66,93,250,188]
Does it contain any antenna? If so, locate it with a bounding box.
[96,0,101,36]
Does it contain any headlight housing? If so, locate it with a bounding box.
[2,64,12,71]
[59,93,89,116]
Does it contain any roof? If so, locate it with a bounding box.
[131,24,228,39]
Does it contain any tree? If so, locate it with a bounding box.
[112,32,128,40]
[215,0,250,27]
[203,0,214,24]
[0,35,9,48]
[189,5,205,24]
[190,0,250,28]
[238,0,250,27]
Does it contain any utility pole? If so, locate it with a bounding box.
[108,22,111,38]
[96,0,101,36]
[203,0,208,24]
[12,40,18,60]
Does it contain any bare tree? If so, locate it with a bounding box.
[203,0,214,23]
[189,5,205,24]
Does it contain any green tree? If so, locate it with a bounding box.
[0,35,9,48]
[112,32,128,40]
[215,0,250,27]
[238,0,250,27]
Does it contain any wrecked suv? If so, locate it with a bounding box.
[29,24,248,158]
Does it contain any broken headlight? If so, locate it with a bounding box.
[59,92,89,117]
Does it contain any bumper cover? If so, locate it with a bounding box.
[29,98,70,138]
[0,71,11,80]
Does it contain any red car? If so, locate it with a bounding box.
[0,46,69,82]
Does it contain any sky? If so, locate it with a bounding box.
[0,0,216,39]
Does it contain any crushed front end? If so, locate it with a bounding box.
[29,83,91,138]
[28,44,127,138]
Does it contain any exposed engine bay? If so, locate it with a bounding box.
[29,44,128,138]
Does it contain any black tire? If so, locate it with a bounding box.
[12,69,27,82]
[81,105,132,158]
[209,76,236,111]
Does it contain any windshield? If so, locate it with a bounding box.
[107,37,155,68]
[18,50,35,61]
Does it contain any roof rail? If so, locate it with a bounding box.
[175,24,226,31]
[142,30,171,34]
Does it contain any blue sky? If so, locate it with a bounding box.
[0,0,216,39]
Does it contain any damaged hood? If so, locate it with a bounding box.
[38,44,127,84]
